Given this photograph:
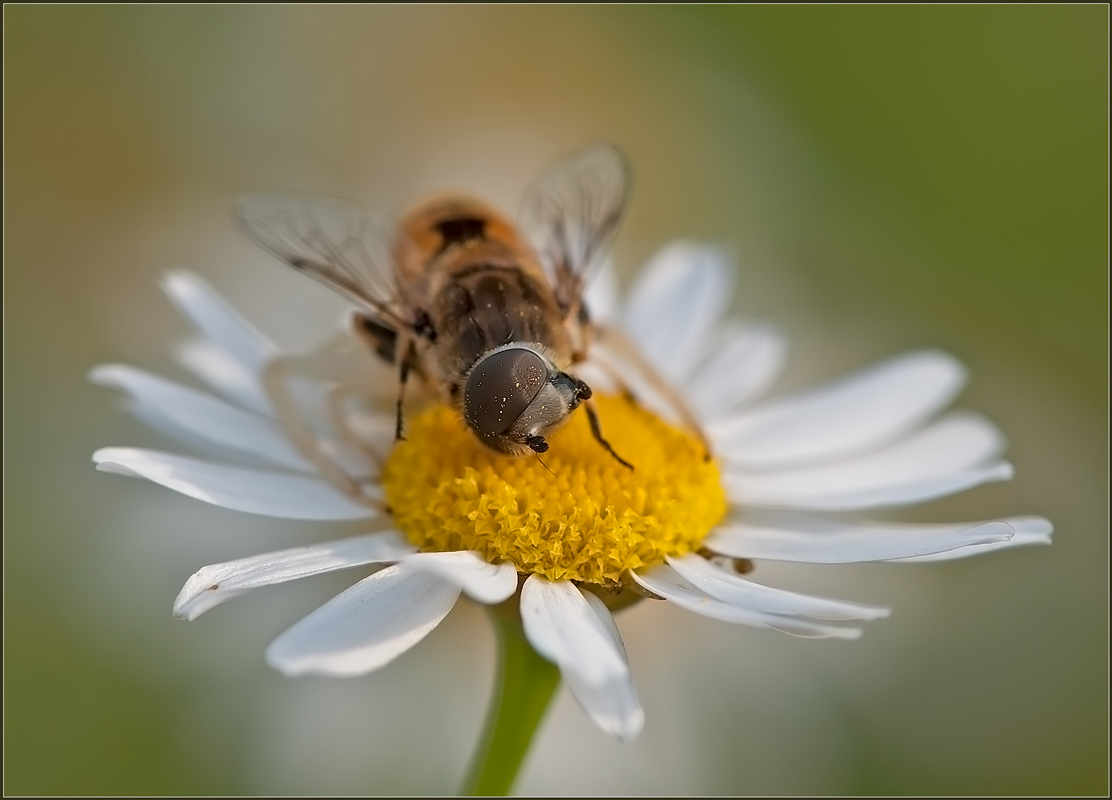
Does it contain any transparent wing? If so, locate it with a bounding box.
[519,143,631,318]
[236,194,405,327]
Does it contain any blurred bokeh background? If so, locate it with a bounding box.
[5,6,1107,795]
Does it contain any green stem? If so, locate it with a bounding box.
[461,603,561,796]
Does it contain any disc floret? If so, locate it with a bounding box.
[382,395,727,585]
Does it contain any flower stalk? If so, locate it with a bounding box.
[462,601,561,796]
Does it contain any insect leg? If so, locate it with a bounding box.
[394,342,417,442]
[593,323,712,459]
[583,398,634,471]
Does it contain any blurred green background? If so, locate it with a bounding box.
[5,6,1106,795]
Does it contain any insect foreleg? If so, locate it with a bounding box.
[583,398,634,471]
[594,323,712,460]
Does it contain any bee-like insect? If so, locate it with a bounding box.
[237,144,638,473]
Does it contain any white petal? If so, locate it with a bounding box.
[727,463,1013,511]
[175,338,274,416]
[688,322,788,419]
[265,565,459,677]
[162,271,277,374]
[666,554,889,620]
[561,592,644,742]
[623,242,734,381]
[724,413,1011,510]
[889,517,1054,562]
[90,364,311,470]
[173,531,417,620]
[93,447,377,520]
[400,551,518,604]
[519,576,627,687]
[704,511,1016,563]
[709,350,967,468]
[584,258,620,324]
[633,567,863,639]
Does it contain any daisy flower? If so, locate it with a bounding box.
[91,244,1051,781]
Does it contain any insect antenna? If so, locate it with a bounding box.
[534,452,556,477]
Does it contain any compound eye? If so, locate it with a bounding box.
[464,348,549,437]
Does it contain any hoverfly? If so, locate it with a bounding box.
[237,144,649,487]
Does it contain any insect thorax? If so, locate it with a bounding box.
[433,261,568,379]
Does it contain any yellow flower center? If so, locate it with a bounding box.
[381,395,727,585]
